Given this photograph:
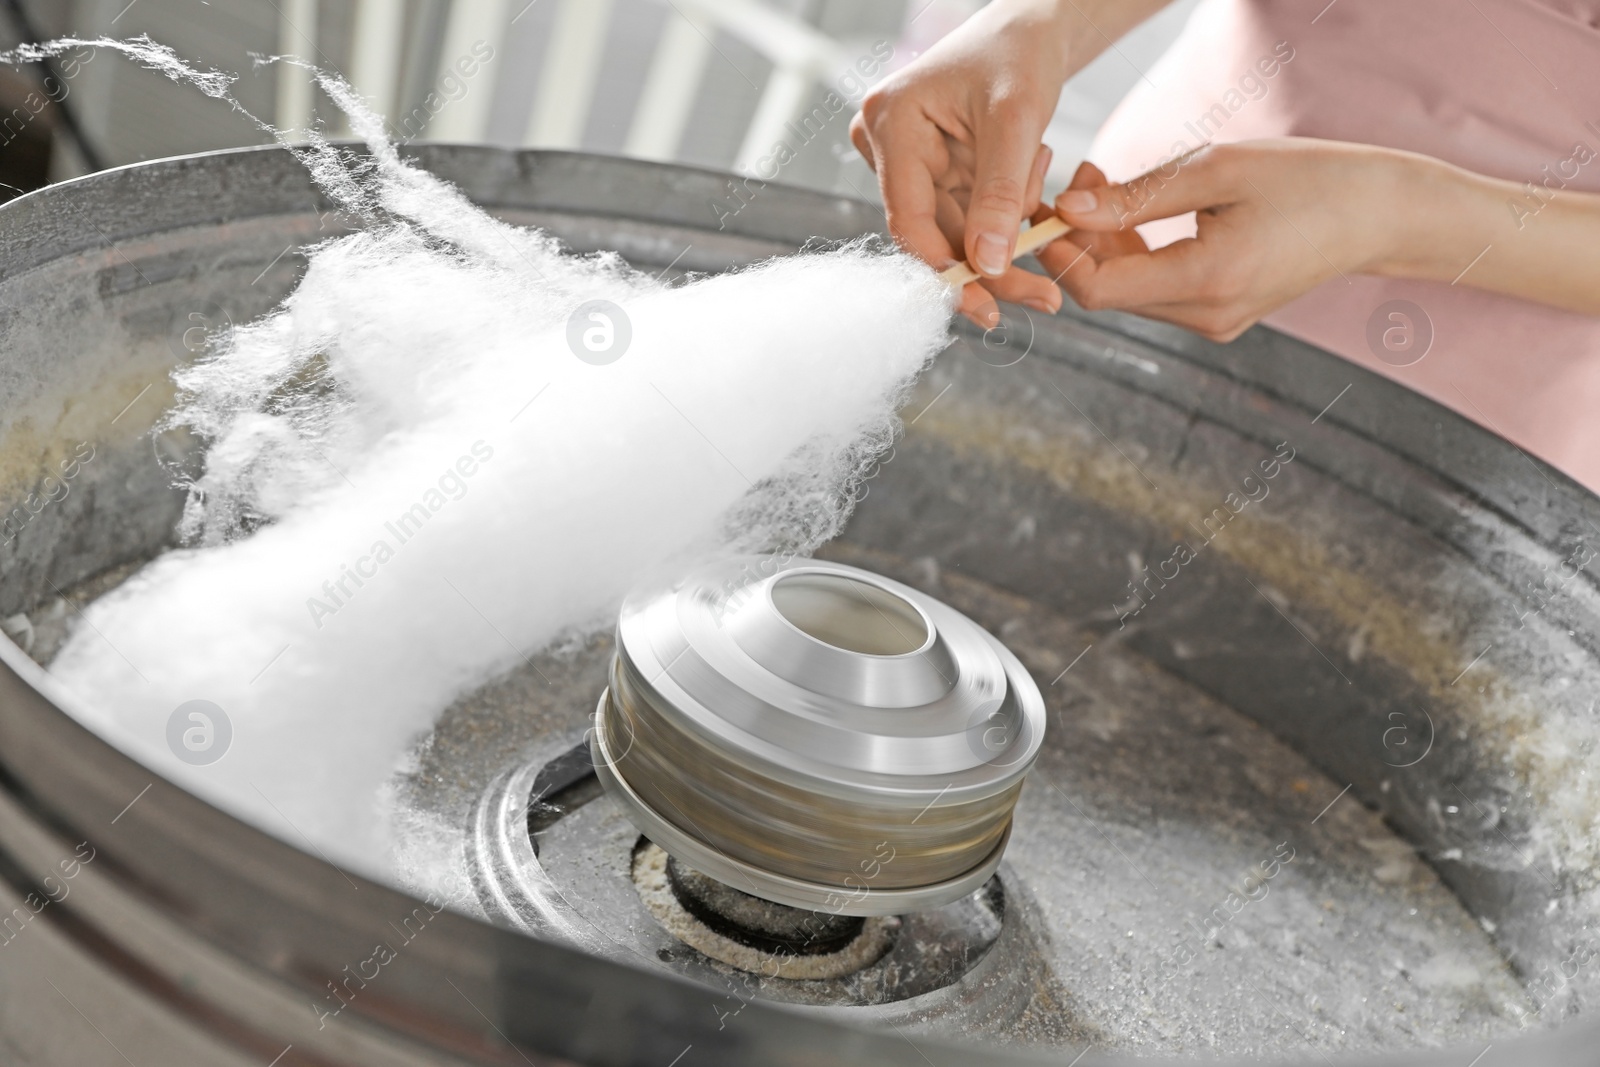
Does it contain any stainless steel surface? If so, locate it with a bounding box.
[593,556,1043,915]
[0,145,1598,1066]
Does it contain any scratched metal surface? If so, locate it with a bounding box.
[1,146,1597,1067]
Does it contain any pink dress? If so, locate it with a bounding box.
[1089,0,1600,489]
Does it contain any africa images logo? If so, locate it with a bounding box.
[566,299,632,365]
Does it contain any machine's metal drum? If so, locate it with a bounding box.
[0,146,1597,1066]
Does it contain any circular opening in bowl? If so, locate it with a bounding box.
[770,573,929,656]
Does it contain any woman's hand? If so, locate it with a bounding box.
[1039,137,1600,339]
[851,0,1174,327]
[1039,140,1412,341]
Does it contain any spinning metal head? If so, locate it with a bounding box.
[592,556,1045,915]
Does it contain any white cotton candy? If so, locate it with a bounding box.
[37,37,954,875]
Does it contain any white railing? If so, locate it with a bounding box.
[276,0,871,170]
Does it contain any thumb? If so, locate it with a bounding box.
[1066,159,1109,191]
[1055,151,1238,231]
[965,118,1050,278]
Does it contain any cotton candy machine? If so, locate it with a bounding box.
[1,146,1598,1067]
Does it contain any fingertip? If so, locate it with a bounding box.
[1019,277,1064,315]
[971,231,1014,278]
[1027,145,1053,213]
[1056,189,1099,215]
[960,288,1001,328]
[1058,161,1115,219]
[848,116,875,171]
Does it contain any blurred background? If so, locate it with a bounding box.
[0,0,1199,206]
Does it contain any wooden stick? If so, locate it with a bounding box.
[938,216,1070,288]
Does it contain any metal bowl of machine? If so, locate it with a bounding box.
[0,145,1597,1067]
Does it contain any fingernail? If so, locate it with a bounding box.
[1058,189,1098,213]
[974,233,1010,277]
[1033,146,1053,184]
[1023,297,1057,314]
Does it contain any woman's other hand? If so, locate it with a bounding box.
[1039,139,1413,341]
[1044,138,1600,336]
